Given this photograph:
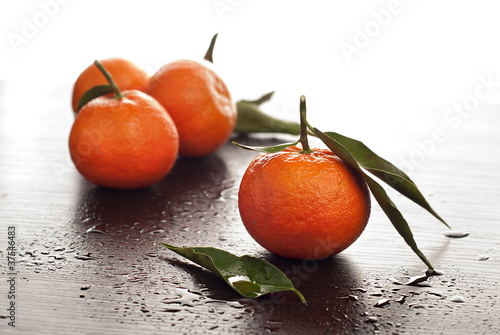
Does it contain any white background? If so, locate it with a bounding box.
[1,0,499,140]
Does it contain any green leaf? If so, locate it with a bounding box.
[235,101,301,135]
[362,175,433,269]
[232,140,299,153]
[239,91,275,105]
[322,131,449,229]
[311,127,434,270]
[161,244,307,303]
[76,84,114,113]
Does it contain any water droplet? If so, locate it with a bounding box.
[227,275,251,285]
[476,255,489,261]
[85,226,106,234]
[405,274,430,286]
[75,253,96,261]
[408,302,428,309]
[450,295,465,303]
[264,266,273,280]
[365,316,378,323]
[162,288,244,309]
[374,299,390,307]
[148,229,165,235]
[337,295,358,301]
[442,230,469,238]
[227,276,261,295]
[162,308,181,313]
[395,295,407,304]
[426,291,445,298]
[417,281,432,287]
[350,287,367,292]
[80,285,91,290]
[369,291,383,296]
[162,288,202,307]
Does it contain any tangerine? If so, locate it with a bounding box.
[147,59,236,157]
[69,61,178,190]
[238,145,371,260]
[71,57,149,113]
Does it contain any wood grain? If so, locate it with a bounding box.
[0,83,499,334]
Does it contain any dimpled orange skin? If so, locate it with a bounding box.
[147,59,237,157]
[71,58,149,113]
[69,90,179,190]
[238,146,371,260]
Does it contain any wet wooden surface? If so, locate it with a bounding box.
[1,81,499,334]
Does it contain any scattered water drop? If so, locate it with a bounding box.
[350,287,367,293]
[227,276,261,295]
[85,226,106,234]
[227,275,252,285]
[426,291,445,298]
[450,295,465,303]
[74,253,96,260]
[337,295,358,301]
[162,288,202,307]
[395,295,407,304]
[405,274,431,287]
[264,266,273,280]
[442,230,469,238]
[374,298,390,307]
[162,307,182,313]
[365,316,378,323]
[80,285,91,290]
[162,288,244,309]
[148,229,165,235]
[408,302,428,309]
[416,281,432,287]
[475,255,490,261]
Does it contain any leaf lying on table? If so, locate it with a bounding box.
[161,244,307,304]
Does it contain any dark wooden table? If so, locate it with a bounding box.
[1,81,499,334]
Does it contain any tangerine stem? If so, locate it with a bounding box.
[204,33,218,63]
[299,95,313,154]
[93,60,124,100]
